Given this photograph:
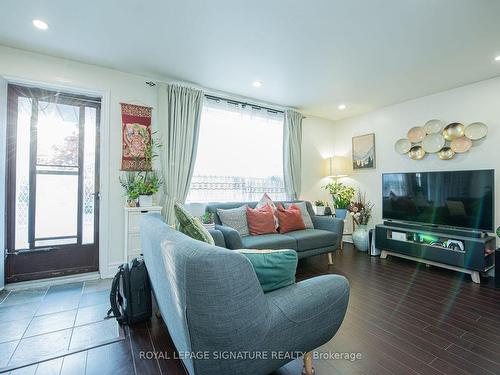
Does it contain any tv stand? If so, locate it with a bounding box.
[375,222,495,284]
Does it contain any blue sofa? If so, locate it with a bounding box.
[141,214,350,375]
[206,201,344,259]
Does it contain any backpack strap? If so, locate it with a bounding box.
[106,265,124,323]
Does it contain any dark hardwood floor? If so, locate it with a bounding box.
[2,243,499,374]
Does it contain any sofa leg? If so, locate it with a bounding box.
[302,352,315,375]
[328,252,334,265]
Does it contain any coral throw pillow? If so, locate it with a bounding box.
[276,204,306,234]
[246,204,277,236]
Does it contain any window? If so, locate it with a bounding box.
[187,97,285,202]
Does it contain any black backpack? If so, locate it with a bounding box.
[107,258,152,325]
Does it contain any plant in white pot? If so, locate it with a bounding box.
[348,192,374,252]
[314,200,326,215]
[137,171,162,207]
[200,212,215,230]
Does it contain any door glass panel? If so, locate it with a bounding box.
[14,97,31,250]
[37,101,79,167]
[83,107,96,244]
[35,174,78,239]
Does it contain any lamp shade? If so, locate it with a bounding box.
[324,156,349,178]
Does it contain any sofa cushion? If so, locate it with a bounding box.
[246,204,277,236]
[217,205,249,237]
[174,203,215,245]
[236,249,297,292]
[241,233,297,250]
[276,204,305,234]
[285,229,338,251]
[256,193,279,228]
[284,201,314,229]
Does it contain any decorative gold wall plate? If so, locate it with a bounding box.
[464,122,488,140]
[450,136,472,153]
[407,127,425,143]
[438,147,455,160]
[422,133,445,153]
[423,119,443,134]
[408,145,426,160]
[394,138,412,154]
[442,122,465,141]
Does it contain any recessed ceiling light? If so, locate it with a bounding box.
[32,19,48,30]
[495,55,500,62]
[252,80,263,88]
[338,104,346,110]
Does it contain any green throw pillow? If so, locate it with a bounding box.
[236,249,297,292]
[174,203,215,245]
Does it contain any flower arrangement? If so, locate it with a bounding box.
[314,200,326,207]
[323,182,356,209]
[348,192,374,226]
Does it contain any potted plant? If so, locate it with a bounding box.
[348,192,374,251]
[119,172,141,207]
[323,181,356,219]
[200,212,215,230]
[137,171,162,207]
[314,200,326,215]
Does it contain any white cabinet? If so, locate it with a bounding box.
[124,206,162,261]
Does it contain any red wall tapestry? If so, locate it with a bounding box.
[120,103,153,171]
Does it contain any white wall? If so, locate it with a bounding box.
[300,116,336,203]
[0,45,334,278]
[0,76,7,289]
[0,45,157,276]
[329,76,500,232]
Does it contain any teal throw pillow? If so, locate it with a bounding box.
[174,203,215,245]
[236,249,297,292]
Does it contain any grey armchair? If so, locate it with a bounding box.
[141,214,350,375]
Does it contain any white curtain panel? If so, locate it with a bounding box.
[158,83,204,224]
[283,109,304,200]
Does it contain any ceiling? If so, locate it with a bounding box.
[1,0,500,120]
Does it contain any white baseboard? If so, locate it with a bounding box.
[105,262,123,278]
[5,272,102,290]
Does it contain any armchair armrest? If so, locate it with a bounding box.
[311,216,344,249]
[207,229,226,248]
[215,224,243,249]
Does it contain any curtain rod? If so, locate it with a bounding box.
[145,80,289,114]
[204,94,284,114]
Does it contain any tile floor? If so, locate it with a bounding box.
[0,279,124,373]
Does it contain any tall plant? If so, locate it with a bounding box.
[323,181,355,209]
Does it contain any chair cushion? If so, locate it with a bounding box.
[285,229,337,251]
[241,233,297,250]
[246,204,277,236]
[174,203,215,245]
[236,249,297,292]
[217,205,249,237]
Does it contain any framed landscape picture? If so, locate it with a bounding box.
[352,133,375,170]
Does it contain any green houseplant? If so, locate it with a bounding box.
[119,172,141,207]
[136,171,162,207]
[120,132,163,207]
[200,212,215,230]
[323,181,356,219]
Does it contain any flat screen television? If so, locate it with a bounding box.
[382,170,494,232]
